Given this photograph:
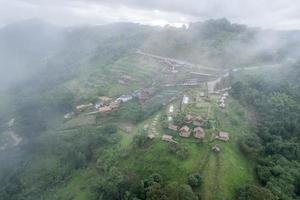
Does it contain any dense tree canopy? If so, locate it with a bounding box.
[232,61,300,199]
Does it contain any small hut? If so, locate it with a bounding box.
[219,102,226,109]
[76,103,93,112]
[212,144,221,152]
[117,95,133,103]
[193,116,203,126]
[94,100,104,109]
[193,127,205,139]
[215,132,229,141]
[179,126,191,137]
[162,134,177,143]
[199,92,205,97]
[184,114,193,124]
[168,124,178,131]
[148,134,155,139]
[99,106,112,113]
[109,100,121,109]
[98,96,112,104]
[64,112,74,119]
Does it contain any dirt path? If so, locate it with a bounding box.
[148,114,160,136]
[207,72,230,93]
[201,153,223,200]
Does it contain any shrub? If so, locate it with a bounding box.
[187,173,203,188]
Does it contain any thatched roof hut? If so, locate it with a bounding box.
[184,114,193,124]
[162,134,177,143]
[168,124,178,131]
[179,126,191,137]
[99,106,112,113]
[212,144,221,152]
[193,127,205,139]
[193,116,203,126]
[215,131,229,141]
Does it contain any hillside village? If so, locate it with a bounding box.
[0,50,255,200]
[2,10,300,200]
[58,52,233,157]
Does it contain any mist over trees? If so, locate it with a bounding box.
[232,62,300,199]
[0,18,300,200]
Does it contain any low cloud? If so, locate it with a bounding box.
[1,0,300,29]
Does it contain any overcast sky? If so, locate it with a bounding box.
[1,0,300,30]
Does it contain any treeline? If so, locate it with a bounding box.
[231,62,300,199]
[69,128,202,200]
[0,125,120,199]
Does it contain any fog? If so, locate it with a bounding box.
[1,0,300,29]
[1,1,300,200]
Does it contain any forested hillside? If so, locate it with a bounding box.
[0,19,300,200]
[231,62,300,199]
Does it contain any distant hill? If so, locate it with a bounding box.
[1,18,300,90]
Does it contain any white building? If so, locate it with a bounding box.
[117,95,133,102]
[182,95,189,104]
[169,105,174,113]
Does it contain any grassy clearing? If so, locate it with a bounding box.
[118,91,256,199]
[119,138,208,184]
[202,97,256,199]
[40,89,256,200]
[34,78,255,200]
[44,168,98,200]
[62,115,96,130]
[63,54,165,98]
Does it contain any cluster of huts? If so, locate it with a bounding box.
[162,114,205,143]
[161,114,230,152]
[64,94,134,119]
[64,86,157,120]
[219,92,229,109]
[97,95,134,113]
[211,131,230,153]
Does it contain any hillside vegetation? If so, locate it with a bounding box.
[0,19,300,200]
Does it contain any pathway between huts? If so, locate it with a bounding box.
[200,151,223,200]
[148,114,160,137]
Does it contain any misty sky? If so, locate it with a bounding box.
[1,0,300,30]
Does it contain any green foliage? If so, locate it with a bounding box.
[3,20,300,200]
[165,183,198,200]
[232,63,300,199]
[145,182,167,200]
[235,184,277,200]
[91,167,126,200]
[45,87,75,112]
[133,130,151,148]
[102,124,118,134]
[173,112,185,127]
[138,174,198,200]
[113,100,144,123]
[187,173,203,188]
[161,115,169,129]
[14,98,47,138]
[238,135,263,159]
[167,143,190,160]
